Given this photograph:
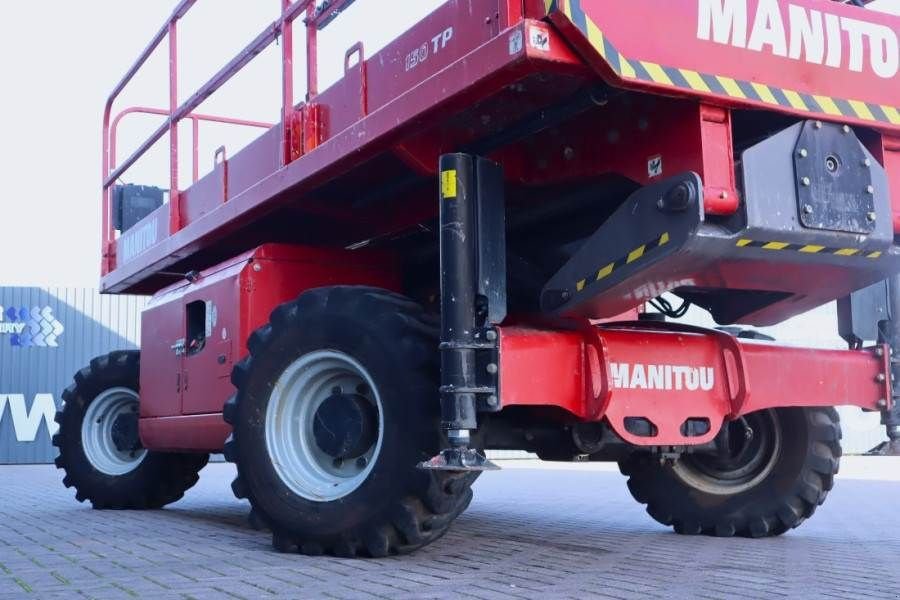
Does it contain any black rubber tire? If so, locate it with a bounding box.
[618,407,841,537]
[224,286,479,557]
[52,350,209,509]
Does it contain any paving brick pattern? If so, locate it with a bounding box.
[1,463,898,599]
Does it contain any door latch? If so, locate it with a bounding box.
[171,338,186,356]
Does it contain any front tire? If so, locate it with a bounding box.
[53,351,209,509]
[619,407,841,537]
[224,287,478,557]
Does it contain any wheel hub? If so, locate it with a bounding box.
[673,410,782,495]
[265,350,384,502]
[110,412,141,453]
[80,387,148,476]
[313,388,378,460]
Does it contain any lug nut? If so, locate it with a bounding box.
[356,456,368,469]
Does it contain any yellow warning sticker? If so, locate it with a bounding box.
[441,170,457,199]
[736,238,880,259]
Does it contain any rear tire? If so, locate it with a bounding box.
[619,407,841,537]
[224,286,478,557]
[53,351,209,509]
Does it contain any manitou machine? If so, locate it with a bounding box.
[54,0,899,556]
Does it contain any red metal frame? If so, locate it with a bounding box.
[135,239,893,453]
[101,2,898,453]
[101,1,533,290]
[100,0,898,293]
[498,323,892,446]
[101,0,317,275]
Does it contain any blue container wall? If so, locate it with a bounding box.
[0,288,146,464]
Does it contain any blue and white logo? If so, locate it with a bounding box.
[0,306,65,347]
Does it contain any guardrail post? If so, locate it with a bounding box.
[168,20,182,234]
[281,0,294,166]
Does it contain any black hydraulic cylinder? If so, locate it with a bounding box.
[439,154,479,435]
[884,276,900,440]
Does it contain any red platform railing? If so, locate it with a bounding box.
[100,0,359,275]
[109,107,272,186]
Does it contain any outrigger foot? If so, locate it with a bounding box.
[418,448,500,472]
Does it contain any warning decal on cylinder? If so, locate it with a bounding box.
[441,170,458,199]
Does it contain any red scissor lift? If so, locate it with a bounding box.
[53,0,900,556]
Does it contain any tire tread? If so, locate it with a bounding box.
[619,407,841,538]
[53,350,209,510]
[225,286,475,557]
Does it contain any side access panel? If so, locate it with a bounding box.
[140,288,186,418]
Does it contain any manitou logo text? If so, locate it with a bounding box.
[0,394,58,442]
[697,0,899,79]
[120,218,159,263]
[610,363,715,391]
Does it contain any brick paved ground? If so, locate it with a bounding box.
[1,460,898,599]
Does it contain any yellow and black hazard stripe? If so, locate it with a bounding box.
[576,232,670,292]
[736,238,882,259]
[545,0,899,126]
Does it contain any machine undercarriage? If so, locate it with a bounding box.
[50,0,900,556]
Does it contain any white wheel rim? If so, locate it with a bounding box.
[81,387,147,476]
[265,350,384,502]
